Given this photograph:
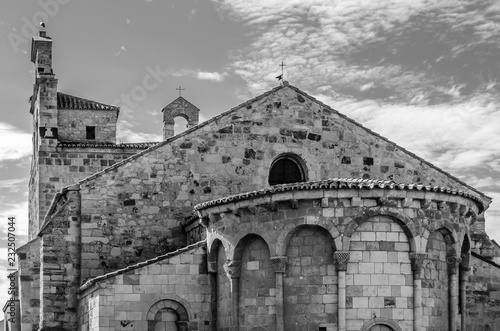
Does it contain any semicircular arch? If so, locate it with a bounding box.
[342,208,417,252]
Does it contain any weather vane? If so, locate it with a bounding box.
[176,85,185,97]
[276,61,286,81]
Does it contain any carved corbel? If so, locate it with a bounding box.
[224,260,242,279]
[447,255,462,275]
[270,256,287,273]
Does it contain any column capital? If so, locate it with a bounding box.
[334,251,350,271]
[447,255,462,275]
[270,256,287,273]
[224,260,241,279]
[410,252,428,279]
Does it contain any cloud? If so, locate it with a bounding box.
[116,120,162,143]
[171,69,228,82]
[196,71,227,82]
[0,123,31,162]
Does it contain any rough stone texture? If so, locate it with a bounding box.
[466,255,500,331]
[346,217,413,331]
[162,96,200,139]
[29,146,142,241]
[216,246,231,331]
[200,186,478,331]
[62,85,488,282]
[79,246,210,331]
[284,226,336,331]
[422,231,449,330]
[39,186,81,331]
[58,109,118,142]
[17,238,41,331]
[23,33,498,331]
[239,236,275,331]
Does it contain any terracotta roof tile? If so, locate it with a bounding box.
[194,178,484,212]
[57,92,119,111]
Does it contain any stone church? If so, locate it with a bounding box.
[5,30,500,331]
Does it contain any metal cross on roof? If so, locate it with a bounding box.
[176,86,185,97]
[276,61,286,81]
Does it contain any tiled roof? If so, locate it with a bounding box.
[79,240,206,292]
[57,92,119,111]
[58,141,159,149]
[194,178,484,212]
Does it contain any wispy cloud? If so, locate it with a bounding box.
[196,71,227,82]
[171,69,228,82]
[0,123,31,162]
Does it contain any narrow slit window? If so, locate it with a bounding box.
[86,126,96,140]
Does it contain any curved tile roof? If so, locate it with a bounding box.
[194,178,484,212]
[57,92,119,111]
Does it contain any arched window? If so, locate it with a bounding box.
[147,299,189,331]
[268,154,306,186]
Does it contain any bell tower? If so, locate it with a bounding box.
[28,27,58,239]
[162,90,200,139]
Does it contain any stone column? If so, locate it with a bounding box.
[410,253,427,331]
[460,265,469,331]
[271,256,287,331]
[334,251,350,331]
[225,260,241,331]
[208,261,218,331]
[447,255,461,331]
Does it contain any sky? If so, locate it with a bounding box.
[0,0,499,308]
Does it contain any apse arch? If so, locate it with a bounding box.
[343,208,417,252]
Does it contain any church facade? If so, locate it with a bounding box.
[6,30,500,331]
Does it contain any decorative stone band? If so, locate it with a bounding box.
[410,253,428,278]
[224,260,242,279]
[447,255,462,275]
[333,251,350,271]
[270,256,287,273]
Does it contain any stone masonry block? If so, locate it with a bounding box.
[353,274,371,285]
[352,297,368,308]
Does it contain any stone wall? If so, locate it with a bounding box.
[198,182,479,331]
[422,231,449,330]
[466,254,500,331]
[74,85,487,281]
[17,238,41,331]
[284,226,336,331]
[39,185,81,331]
[79,244,210,331]
[346,217,413,331]
[30,145,141,240]
[58,109,118,142]
[239,236,275,331]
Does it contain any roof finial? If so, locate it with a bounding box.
[276,61,286,83]
[176,85,185,97]
[39,21,46,37]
